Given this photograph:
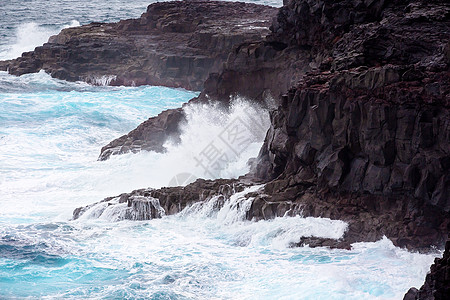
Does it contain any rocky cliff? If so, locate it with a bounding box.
[251,0,450,250]
[0,1,277,90]
[75,0,450,252]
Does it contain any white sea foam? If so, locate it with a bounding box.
[0,20,80,60]
[178,184,349,248]
[86,75,118,86]
[162,99,271,180]
[0,71,440,300]
[0,72,269,223]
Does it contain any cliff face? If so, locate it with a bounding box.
[248,0,450,250]
[71,0,450,252]
[0,1,277,90]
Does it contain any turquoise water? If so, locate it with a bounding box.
[0,0,439,299]
[0,71,437,299]
[0,0,283,60]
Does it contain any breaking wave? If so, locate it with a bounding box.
[0,20,80,60]
[0,68,439,300]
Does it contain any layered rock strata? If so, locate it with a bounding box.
[0,1,277,90]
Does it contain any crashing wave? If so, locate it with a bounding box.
[74,194,166,221]
[0,21,80,60]
[84,75,117,86]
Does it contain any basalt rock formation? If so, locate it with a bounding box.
[76,0,450,254]
[72,178,244,220]
[251,0,450,251]
[0,1,277,90]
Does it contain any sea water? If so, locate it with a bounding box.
[0,1,439,299]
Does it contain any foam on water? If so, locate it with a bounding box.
[0,70,270,222]
[0,21,80,60]
[0,0,441,298]
[0,214,438,299]
[0,62,439,300]
[0,71,200,222]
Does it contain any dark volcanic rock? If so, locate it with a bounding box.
[73,178,246,220]
[0,1,277,90]
[250,0,450,251]
[199,0,450,102]
[199,39,308,102]
[80,0,450,255]
[404,238,450,300]
[99,107,184,160]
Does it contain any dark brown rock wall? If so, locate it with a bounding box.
[0,1,277,91]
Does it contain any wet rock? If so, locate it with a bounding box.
[126,196,165,220]
[99,107,184,160]
[249,0,450,251]
[254,68,450,250]
[72,178,246,220]
[0,1,277,90]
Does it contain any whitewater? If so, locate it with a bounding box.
[0,1,439,299]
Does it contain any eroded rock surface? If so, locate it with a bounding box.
[250,0,450,251]
[99,107,185,160]
[73,178,245,220]
[0,1,277,90]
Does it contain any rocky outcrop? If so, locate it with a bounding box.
[73,178,244,220]
[253,66,450,250]
[78,0,450,253]
[0,1,277,90]
[404,238,450,300]
[99,107,184,160]
[199,39,308,102]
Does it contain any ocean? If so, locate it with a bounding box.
[0,0,438,299]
